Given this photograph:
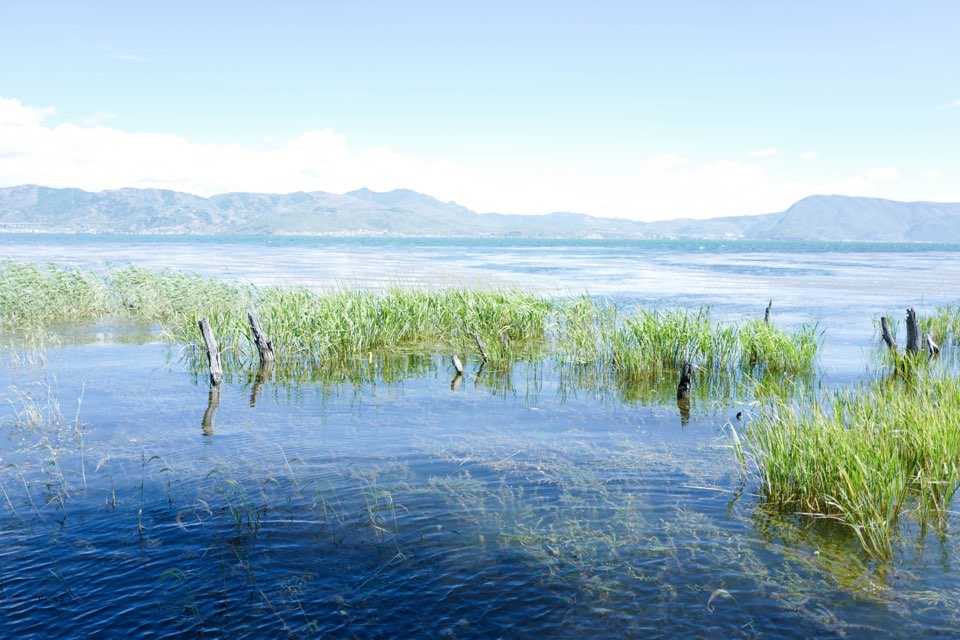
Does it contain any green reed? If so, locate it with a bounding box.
[0,261,820,386]
[0,261,111,327]
[742,374,960,559]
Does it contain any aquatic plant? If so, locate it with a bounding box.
[743,374,960,559]
[738,318,819,374]
[0,261,110,328]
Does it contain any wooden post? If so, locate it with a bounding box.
[198,317,223,386]
[905,308,921,355]
[451,354,464,376]
[926,334,940,358]
[247,311,275,365]
[498,329,510,350]
[475,334,490,362]
[676,362,692,401]
[880,316,898,352]
[764,300,773,324]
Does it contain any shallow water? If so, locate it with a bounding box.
[2,236,960,638]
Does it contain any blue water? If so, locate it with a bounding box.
[1,235,960,638]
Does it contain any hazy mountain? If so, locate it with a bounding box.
[1,185,959,241]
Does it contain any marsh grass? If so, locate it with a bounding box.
[1,262,820,397]
[743,374,960,559]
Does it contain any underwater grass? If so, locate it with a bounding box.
[743,374,960,559]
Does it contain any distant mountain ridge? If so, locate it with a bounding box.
[1,185,959,241]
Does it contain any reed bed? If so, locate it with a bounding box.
[0,261,111,327]
[743,375,960,559]
[0,262,819,383]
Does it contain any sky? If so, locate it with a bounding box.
[1,1,958,221]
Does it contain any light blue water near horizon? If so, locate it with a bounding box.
[2,234,960,638]
[5,233,960,379]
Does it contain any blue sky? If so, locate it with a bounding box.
[1,1,958,220]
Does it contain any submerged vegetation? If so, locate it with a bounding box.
[7,260,960,561]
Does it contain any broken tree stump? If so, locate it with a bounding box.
[764,300,773,324]
[451,354,464,376]
[926,334,940,358]
[880,316,898,352]
[198,317,223,386]
[475,334,490,362]
[676,362,692,401]
[247,311,275,366]
[905,308,921,355]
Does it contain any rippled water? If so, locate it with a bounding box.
[2,235,960,638]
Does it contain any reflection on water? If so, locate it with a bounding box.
[0,341,958,638]
[2,237,960,637]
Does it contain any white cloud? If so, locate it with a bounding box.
[746,148,777,157]
[0,97,56,126]
[0,98,474,203]
[801,151,818,160]
[0,97,955,221]
[925,169,941,178]
[78,110,117,126]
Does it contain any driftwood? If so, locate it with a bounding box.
[764,300,773,324]
[247,311,275,365]
[880,316,898,352]
[475,334,490,362]
[905,307,921,355]
[926,334,940,358]
[198,317,223,386]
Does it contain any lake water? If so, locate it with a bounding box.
[2,234,960,638]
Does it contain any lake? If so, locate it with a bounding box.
[1,234,959,638]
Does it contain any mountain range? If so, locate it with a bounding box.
[1,184,959,242]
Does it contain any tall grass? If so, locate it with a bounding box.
[0,262,820,385]
[743,375,960,558]
[0,262,111,328]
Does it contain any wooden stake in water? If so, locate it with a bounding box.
[676,362,692,401]
[905,307,921,355]
[475,334,490,362]
[247,311,276,365]
[764,299,773,324]
[198,317,223,386]
[451,354,464,376]
[880,316,898,352]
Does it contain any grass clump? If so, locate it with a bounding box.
[738,319,819,374]
[743,375,960,559]
[0,262,110,328]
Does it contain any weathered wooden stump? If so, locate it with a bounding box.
[880,316,898,352]
[451,354,464,376]
[905,308,921,355]
[198,317,223,386]
[247,311,275,366]
[764,300,773,324]
[475,334,491,362]
[677,362,692,401]
[926,334,940,358]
